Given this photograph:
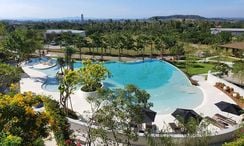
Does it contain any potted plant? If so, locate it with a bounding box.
[78,59,109,97]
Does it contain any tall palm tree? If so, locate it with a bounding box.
[75,35,86,60]
[64,46,76,70]
[155,36,165,60]
[57,57,65,74]
[124,33,135,56]
[135,35,146,60]
[101,35,109,60]
[90,33,102,59]
[114,34,124,61]
[85,37,93,55]
[148,35,156,59]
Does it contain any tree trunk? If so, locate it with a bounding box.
[79,48,82,60]
[161,49,164,60]
[142,49,144,61]
[92,48,95,59]
[69,96,73,111]
[101,47,104,60]
[119,48,121,61]
[89,47,91,53]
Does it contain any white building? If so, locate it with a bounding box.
[45,29,86,37]
[210,28,244,35]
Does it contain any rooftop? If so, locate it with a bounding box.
[45,29,85,34]
[220,41,244,50]
[211,28,244,32]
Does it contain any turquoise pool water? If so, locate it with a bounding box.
[38,60,203,114]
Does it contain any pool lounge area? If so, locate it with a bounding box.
[20,57,244,145]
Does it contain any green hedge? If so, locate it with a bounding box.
[43,97,71,146]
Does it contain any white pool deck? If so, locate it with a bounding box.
[20,62,243,136]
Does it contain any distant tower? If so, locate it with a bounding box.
[81,14,84,23]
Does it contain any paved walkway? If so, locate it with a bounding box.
[20,60,243,139]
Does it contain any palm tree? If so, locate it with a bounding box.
[57,57,65,74]
[148,35,156,59]
[101,35,109,60]
[64,46,76,70]
[90,33,102,59]
[155,36,165,60]
[75,35,86,60]
[124,33,135,56]
[140,35,148,61]
[85,37,93,55]
[114,34,124,61]
[135,35,146,60]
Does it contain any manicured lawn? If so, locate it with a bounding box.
[209,56,241,62]
[173,62,217,76]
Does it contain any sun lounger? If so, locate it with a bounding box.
[169,122,182,133]
[214,114,237,126]
[205,116,227,129]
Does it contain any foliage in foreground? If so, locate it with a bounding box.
[0,63,21,93]
[223,122,244,146]
[0,92,49,145]
[43,96,72,146]
[84,84,152,145]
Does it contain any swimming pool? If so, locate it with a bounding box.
[39,60,203,114]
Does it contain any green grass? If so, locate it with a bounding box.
[209,56,241,62]
[173,62,217,76]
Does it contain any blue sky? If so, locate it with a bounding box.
[0,0,243,19]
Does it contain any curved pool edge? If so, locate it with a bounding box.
[32,58,205,115]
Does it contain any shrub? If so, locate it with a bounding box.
[79,59,109,92]
[43,97,72,145]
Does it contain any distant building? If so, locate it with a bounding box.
[44,29,86,41]
[45,29,85,36]
[81,14,84,23]
[219,41,244,56]
[211,28,244,35]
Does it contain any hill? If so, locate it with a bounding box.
[150,15,207,20]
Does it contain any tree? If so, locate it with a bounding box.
[3,29,43,66]
[75,35,87,60]
[170,42,185,60]
[148,35,156,58]
[123,33,135,56]
[216,32,232,44]
[57,57,65,75]
[60,32,74,47]
[58,69,80,115]
[113,33,125,61]
[136,35,148,61]
[64,46,76,70]
[232,61,244,84]
[0,92,49,145]
[88,85,153,145]
[0,133,22,146]
[90,32,102,58]
[25,29,44,57]
[79,59,109,92]
[0,63,21,93]
[155,36,165,59]
[214,63,230,77]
